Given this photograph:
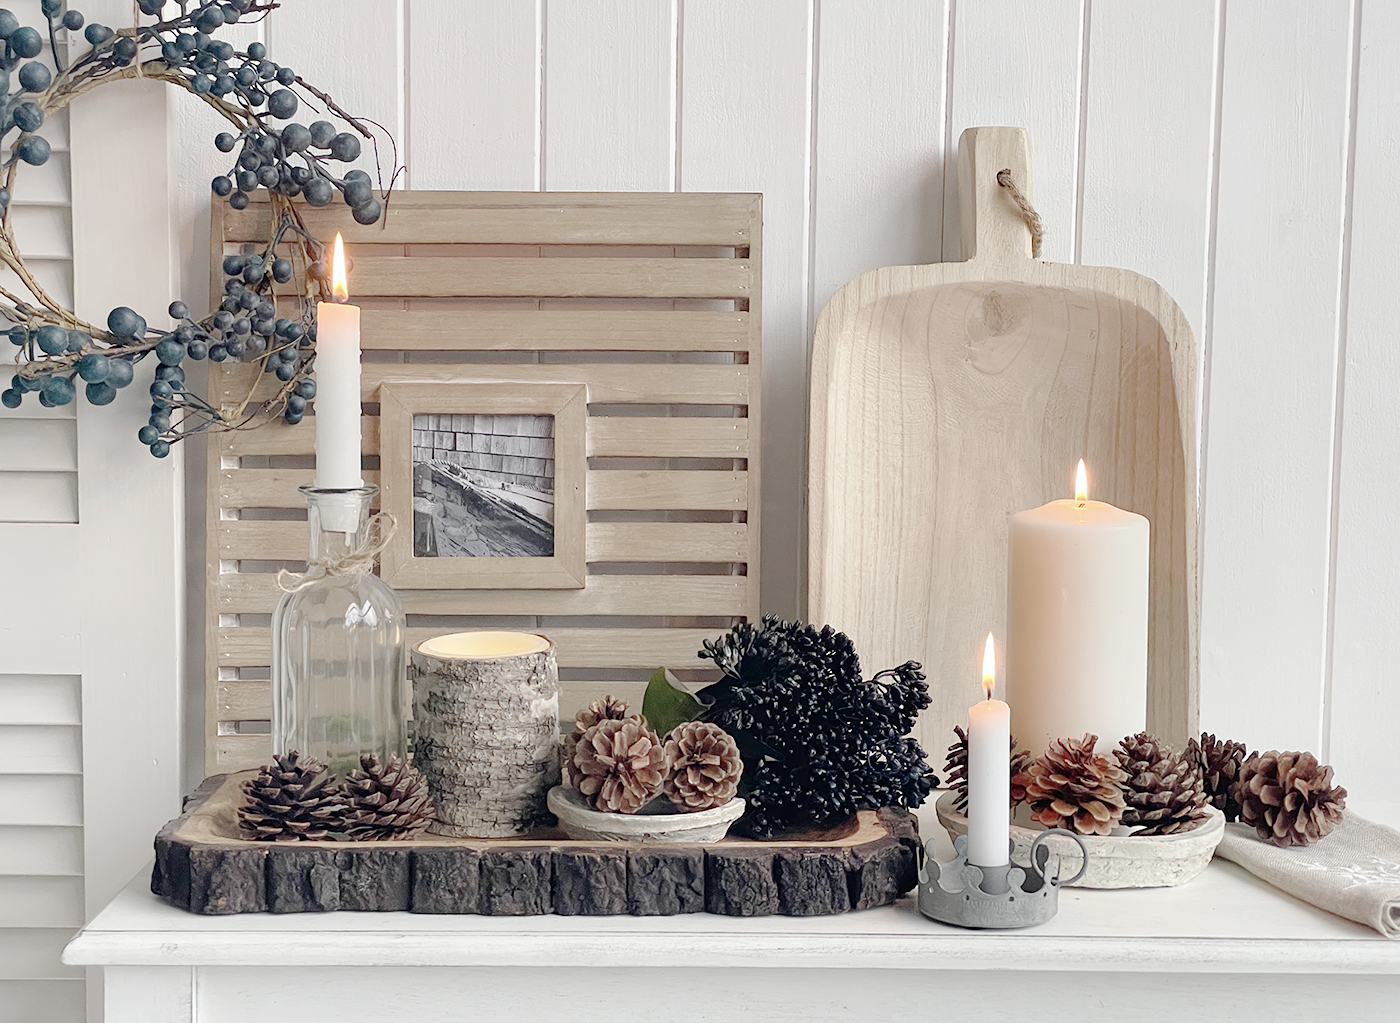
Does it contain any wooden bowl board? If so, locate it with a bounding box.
[808,126,1197,756]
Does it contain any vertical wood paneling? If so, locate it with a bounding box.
[1198,1,1354,752]
[941,0,1085,263]
[132,0,1400,836]
[1079,1,1217,346]
[811,0,948,318]
[408,0,539,189]
[1327,0,1394,813]
[268,0,406,185]
[681,0,809,618]
[544,0,674,190]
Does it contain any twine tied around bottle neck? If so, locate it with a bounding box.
[277,512,399,593]
[995,168,1044,259]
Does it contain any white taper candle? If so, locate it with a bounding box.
[966,633,1011,868]
[313,233,363,494]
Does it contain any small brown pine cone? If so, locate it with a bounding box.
[562,695,636,788]
[663,721,743,812]
[1232,750,1347,848]
[573,694,633,735]
[343,753,435,841]
[573,717,668,813]
[239,751,347,841]
[946,726,1033,812]
[1022,734,1128,837]
[1116,732,1209,835]
[1190,732,1249,822]
[1010,746,1034,806]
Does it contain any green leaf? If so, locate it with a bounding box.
[643,667,704,739]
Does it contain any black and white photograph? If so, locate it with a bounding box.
[411,413,555,558]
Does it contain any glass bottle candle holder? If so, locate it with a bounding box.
[272,485,408,776]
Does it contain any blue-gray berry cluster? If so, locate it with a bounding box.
[0,1,398,455]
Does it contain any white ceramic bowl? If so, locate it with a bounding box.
[547,785,745,843]
[935,790,1224,889]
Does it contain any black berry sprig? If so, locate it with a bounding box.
[696,614,937,839]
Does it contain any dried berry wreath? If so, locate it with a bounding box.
[0,0,400,455]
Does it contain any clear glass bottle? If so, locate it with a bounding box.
[272,485,407,776]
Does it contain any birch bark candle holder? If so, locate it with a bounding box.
[410,631,560,838]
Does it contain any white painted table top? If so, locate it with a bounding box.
[63,802,1400,975]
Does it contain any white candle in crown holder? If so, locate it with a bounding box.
[1005,460,1149,756]
[966,633,1011,868]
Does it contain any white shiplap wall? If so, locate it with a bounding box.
[165,0,1400,816]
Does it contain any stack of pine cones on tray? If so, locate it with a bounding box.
[238,751,435,842]
[945,729,1347,848]
[561,695,744,814]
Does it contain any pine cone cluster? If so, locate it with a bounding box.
[343,753,435,841]
[1018,734,1128,836]
[1191,732,1249,821]
[572,717,669,813]
[1234,750,1347,848]
[944,726,1033,813]
[238,750,434,842]
[239,751,348,841]
[561,694,635,788]
[664,721,743,812]
[1115,732,1208,835]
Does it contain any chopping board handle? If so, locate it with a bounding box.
[958,126,1039,264]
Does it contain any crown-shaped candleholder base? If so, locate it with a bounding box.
[917,830,1089,929]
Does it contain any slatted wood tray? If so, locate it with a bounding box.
[206,192,762,774]
[152,775,919,917]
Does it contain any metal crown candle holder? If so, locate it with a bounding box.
[918,830,1089,929]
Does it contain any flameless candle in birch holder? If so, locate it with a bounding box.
[410,631,560,838]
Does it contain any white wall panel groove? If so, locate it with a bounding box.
[1198,0,1355,753]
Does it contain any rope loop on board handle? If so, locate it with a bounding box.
[996,168,1044,259]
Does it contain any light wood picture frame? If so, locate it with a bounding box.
[379,381,588,589]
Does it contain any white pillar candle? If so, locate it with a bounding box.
[313,232,363,493]
[967,633,1011,868]
[1005,460,1149,756]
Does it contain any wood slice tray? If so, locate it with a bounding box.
[152,775,920,918]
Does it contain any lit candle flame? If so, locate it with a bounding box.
[1074,458,1088,503]
[982,632,995,699]
[331,232,349,302]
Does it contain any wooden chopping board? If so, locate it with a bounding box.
[808,126,1197,756]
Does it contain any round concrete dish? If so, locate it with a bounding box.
[935,790,1225,889]
[547,786,745,843]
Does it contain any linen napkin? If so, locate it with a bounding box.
[1215,812,1400,938]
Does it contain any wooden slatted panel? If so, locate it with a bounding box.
[218,519,750,563]
[207,192,761,772]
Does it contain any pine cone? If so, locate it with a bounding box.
[1233,750,1347,848]
[239,751,347,841]
[945,726,1034,813]
[561,695,635,788]
[343,753,435,841]
[1116,732,1209,835]
[663,721,743,812]
[1191,732,1249,822]
[573,717,668,813]
[1021,734,1128,836]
